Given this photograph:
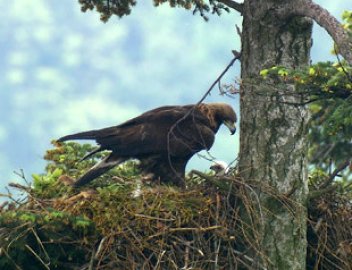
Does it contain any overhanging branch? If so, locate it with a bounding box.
[320,159,351,189]
[217,0,243,14]
[283,0,352,64]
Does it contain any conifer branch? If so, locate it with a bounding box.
[217,0,243,14]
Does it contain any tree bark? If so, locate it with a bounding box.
[238,0,312,268]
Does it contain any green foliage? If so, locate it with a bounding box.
[1,141,351,269]
[32,168,63,194]
[0,208,95,270]
[79,0,136,21]
[342,10,352,33]
[0,142,244,269]
[30,141,141,199]
[44,141,105,175]
[78,0,231,22]
[260,62,352,96]
[260,60,352,180]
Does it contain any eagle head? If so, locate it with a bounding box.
[208,103,237,135]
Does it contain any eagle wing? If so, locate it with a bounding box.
[58,105,214,158]
[97,106,214,156]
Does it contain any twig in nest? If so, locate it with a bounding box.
[155,250,166,269]
[88,248,95,270]
[8,183,31,192]
[25,244,50,270]
[181,240,192,270]
[13,169,31,186]
[64,190,97,203]
[308,184,338,201]
[95,236,108,260]
[31,228,50,263]
[147,226,222,240]
[0,248,22,270]
[232,249,268,270]
[134,213,175,221]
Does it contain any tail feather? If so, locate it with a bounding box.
[57,126,119,143]
[79,146,103,161]
[72,154,123,187]
[57,130,101,142]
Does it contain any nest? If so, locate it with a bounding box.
[307,192,352,270]
[0,173,262,270]
[0,143,351,269]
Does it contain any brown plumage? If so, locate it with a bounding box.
[57,103,236,188]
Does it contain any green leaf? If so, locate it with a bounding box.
[309,67,316,76]
[19,213,36,222]
[278,68,288,76]
[32,174,42,182]
[260,69,269,77]
[74,217,92,228]
[51,211,64,218]
[51,168,63,178]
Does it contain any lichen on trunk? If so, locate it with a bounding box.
[238,0,312,268]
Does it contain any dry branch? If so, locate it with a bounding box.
[287,0,352,64]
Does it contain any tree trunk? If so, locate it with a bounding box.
[238,0,312,269]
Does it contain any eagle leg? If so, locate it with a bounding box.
[153,157,188,189]
[73,154,123,187]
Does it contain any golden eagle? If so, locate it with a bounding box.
[57,103,236,188]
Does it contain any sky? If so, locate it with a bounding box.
[0,0,350,192]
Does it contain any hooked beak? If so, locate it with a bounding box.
[224,120,236,135]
